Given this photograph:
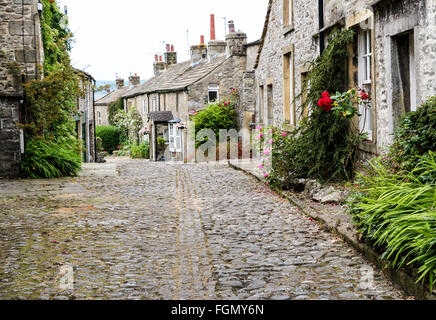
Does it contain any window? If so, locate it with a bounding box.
[283,52,295,125]
[358,29,373,139]
[258,86,264,123]
[97,111,102,125]
[393,32,416,114]
[169,124,182,152]
[152,98,157,112]
[208,84,219,103]
[142,97,147,114]
[283,0,293,27]
[267,85,273,126]
[359,29,372,85]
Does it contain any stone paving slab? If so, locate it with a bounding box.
[0,158,407,300]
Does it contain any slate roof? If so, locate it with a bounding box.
[123,55,228,99]
[95,86,132,106]
[149,111,174,123]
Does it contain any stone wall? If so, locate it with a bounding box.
[256,0,436,156]
[95,104,109,126]
[0,0,43,178]
[0,0,43,95]
[77,77,96,163]
[255,0,318,127]
[373,0,436,152]
[0,96,21,178]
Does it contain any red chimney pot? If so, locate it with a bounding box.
[155,54,158,62]
[171,44,174,52]
[159,55,162,62]
[210,14,216,41]
[200,35,205,45]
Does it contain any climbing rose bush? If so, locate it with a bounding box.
[318,88,371,119]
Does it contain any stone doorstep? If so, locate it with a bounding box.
[228,162,436,301]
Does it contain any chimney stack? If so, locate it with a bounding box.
[165,43,178,68]
[154,54,166,76]
[129,73,140,86]
[191,35,208,64]
[208,13,226,60]
[210,14,216,41]
[116,77,125,89]
[228,20,235,34]
[226,21,247,56]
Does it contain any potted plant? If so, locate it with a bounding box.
[157,137,167,146]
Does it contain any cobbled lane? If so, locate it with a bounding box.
[0,158,406,300]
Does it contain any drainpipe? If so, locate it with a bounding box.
[93,79,97,163]
[318,0,325,54]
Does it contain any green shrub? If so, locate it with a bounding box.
[130,142,150,159]
[349,152,436,291]
[20,139,81,178]
[193,92,238,148]
[96,126,120,154]
[112,108,143,144]
[390,95,436,173]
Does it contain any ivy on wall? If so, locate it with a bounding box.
[266,29,366,187]
[40,0,73,73]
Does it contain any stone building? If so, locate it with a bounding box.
[94,75,140,126]
[0,0,44,178]
[123,15,259,162]
[74,69,96,163]
[255,0,436,157]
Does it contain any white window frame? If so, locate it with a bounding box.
[152,98,157,112]
[97,111,102,125]
[359,29,372,85]
[358,28,373,139]
[208,84,219,104]
[142,97,147,114]
[168,124,182,153]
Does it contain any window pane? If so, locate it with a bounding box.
[209,90,218,103]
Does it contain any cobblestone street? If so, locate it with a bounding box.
[0,158,406,300]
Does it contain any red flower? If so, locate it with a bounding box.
[318,94,333,112]
[361,93,370,100]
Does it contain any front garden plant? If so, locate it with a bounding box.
[348,95,436,292]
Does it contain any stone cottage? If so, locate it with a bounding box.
[0,0,44,178]
[74,69,97,163]
[95,74,141,126]
[255,0,436,157]
[123,15,260,162]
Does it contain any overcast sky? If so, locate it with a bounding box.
[58,0,268,82]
